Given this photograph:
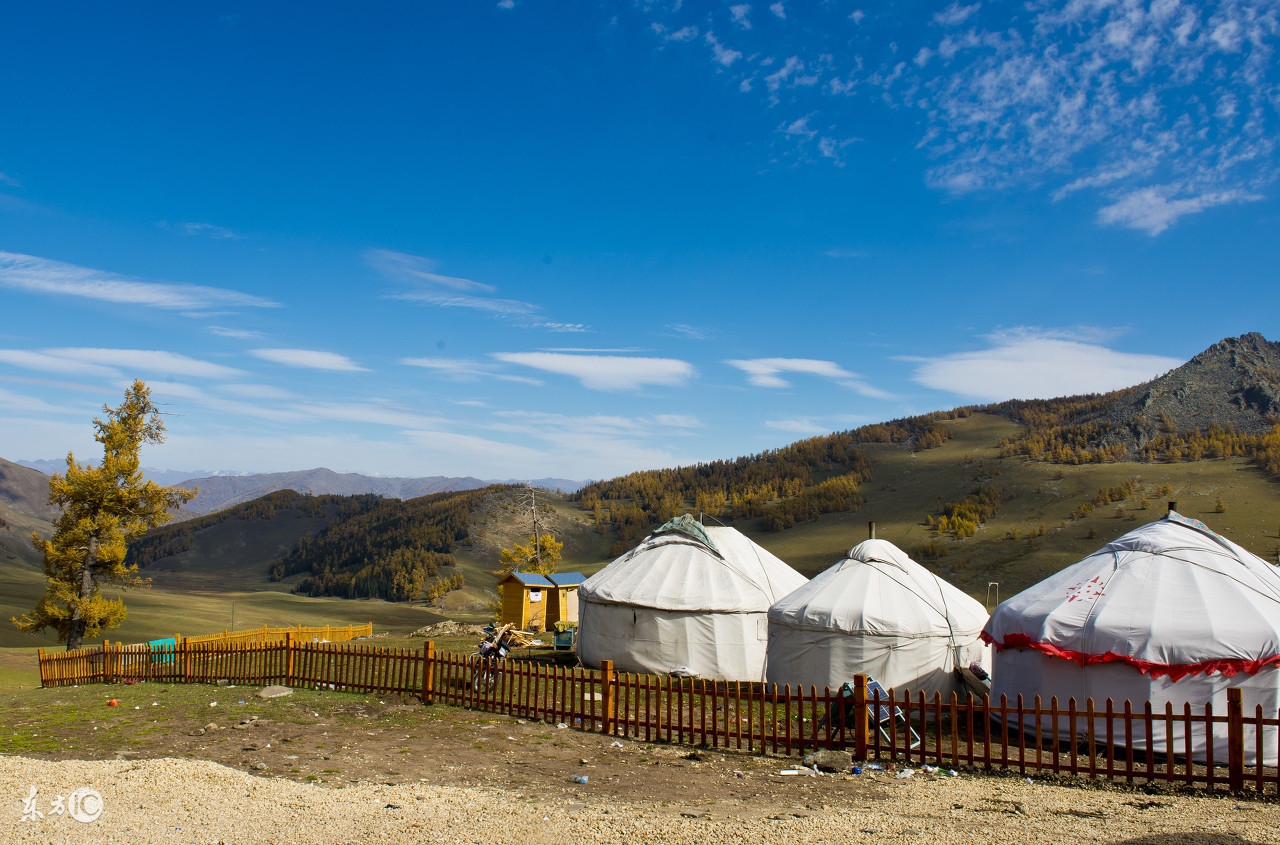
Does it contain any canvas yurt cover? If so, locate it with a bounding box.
[577,515,808,681]
[766,538,990,696]
[983,511,1280,765]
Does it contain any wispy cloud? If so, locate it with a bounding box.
[1096,187,1260,236]
[666,323,714,340]
[493,352,695,391]
[726,357,891,398]
[0,251,278,311]
[634,0,1280,233]
[0,172,20,187]
[705,32,742,66]
[769,2,785,20]
[249,348,368,372]
[652,22,699,42]
[765,417,830,435]
[369,248,583,328]
[208,326,264,339]
[933,2,979,27]
[0,347,245,380]
[168,222,243,240]
[909,328,1183,401]
[400,356,543,385]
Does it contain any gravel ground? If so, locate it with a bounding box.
[4,755,1279,845]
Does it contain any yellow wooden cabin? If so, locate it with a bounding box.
[498,571,586,632]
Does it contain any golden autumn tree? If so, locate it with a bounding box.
[12,380,196,650]
[496,533,563,578]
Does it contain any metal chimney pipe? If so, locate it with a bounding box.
[868,521,876,540]
[1168,501,1178,515]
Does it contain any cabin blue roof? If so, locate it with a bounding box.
[548,572,586,587]
[501,571,555,587]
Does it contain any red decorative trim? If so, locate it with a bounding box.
[980,631,1280,681]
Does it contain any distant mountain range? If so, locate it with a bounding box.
[11,460,589,516]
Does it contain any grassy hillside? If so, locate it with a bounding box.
[731,413,1280,597]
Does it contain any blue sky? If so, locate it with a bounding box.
[1,1,1278,481]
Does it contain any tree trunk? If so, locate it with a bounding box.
[65,541,96,652]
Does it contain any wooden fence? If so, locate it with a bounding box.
[184,622,372,647]
[37,641,1280,795]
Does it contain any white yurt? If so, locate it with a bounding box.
[983,510,1280,765]
[576,515,808,681]
[766,536,990,696]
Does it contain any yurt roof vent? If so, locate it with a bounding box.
[651,513,719,553]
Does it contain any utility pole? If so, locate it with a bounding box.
[529,485,542,571]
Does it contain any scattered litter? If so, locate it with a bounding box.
[778,768,815,776]
[238,700,245,704]
[610,741,624,748]
[949,770,958,777]
[572,775,589,784]
[507,736,516,740]
[556,722,568,729]
[732,770,745,778]
[107,699,118,707]
[921,764,938,773]
[865,763,883,771]
[851,766,862,775]
[210,702,218,707]
[151,702,159,706]
[1025,777,1033,785]
[134,705,140,710]
[253,762,267,771]
[897,768,915,779]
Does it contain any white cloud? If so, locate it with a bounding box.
[369,248,575,325]
[0,347,244,380]
[849,9,865,24]
[1096,186,1259,235]
[400,356,544,385]
[781,114,817,138]
[0,349,122,379]
[0,251,279,311]
[249,348,368,372]
[492,352,695,391]
[730,4,752,29]
[653,23,699,42]
[653,413,702,428]
[366,249,495,293]
[769,2,785,20]
[765,56,805,92]
[933,2,979,27]
[0,387,82,415]
[705,32,742,66]
[765,417,830,435]
[208,326,264,339]
[497,0,515,8]
[667,323,714,340]
[726,357,892,398]
[910,329,1183,401]
[176,222,243,240]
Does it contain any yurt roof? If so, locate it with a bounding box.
[982,512,1280,680]
[768,538,987,638]
[579,519,808,613]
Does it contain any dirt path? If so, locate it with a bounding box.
[3,681,1280,843]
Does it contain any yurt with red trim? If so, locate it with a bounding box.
[983,510,1280,764]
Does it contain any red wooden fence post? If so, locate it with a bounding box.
[1227,687,1244,792]
[852,674,868,760]
[422,641,435,705]
[600,660,616,735]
